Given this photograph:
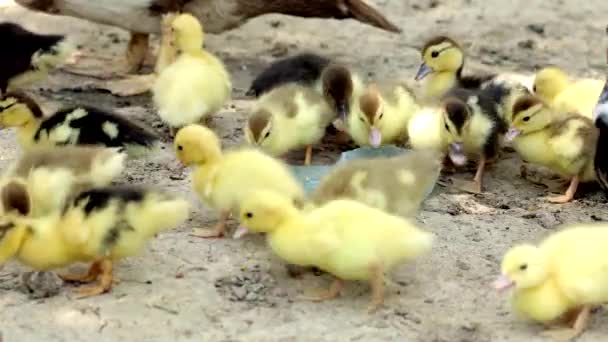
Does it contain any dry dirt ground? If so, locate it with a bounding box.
[1,0,608,341]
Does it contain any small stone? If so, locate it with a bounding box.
[269,20,283,28]
[245,292,258,302]
[517,40,535,50]
[232,286,247,300]
[526,24,545,35]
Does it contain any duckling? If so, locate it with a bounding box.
[593,78,608,192]
[415,36,495,102]
[533,67,605,118]
[152,13,231,136]
[0,22,75,95]
[0,92,159,156]
[246,53,331,97]
[311,149,442,217]
[2,146,126,216]
[235,189,433,312]
[245,84,336,165]
[494,223,608,341]
[439,87,508,193]
[318,64,366,129]
[0,181,190,297]
[20,0,399,93]
[174,124,304,238]
[507,95,598,203]
[348,82,418,147]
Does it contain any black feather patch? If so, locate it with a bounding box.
[247,53,331,97]
[0,23,64,92]
[34,106,159,148]
[512,95,543,120]
[1,91,44,118]
[443,98,470,134]
[147,0,191,14]
[1,181,30,216]
[71,186,147,216]
[421,36,460,55]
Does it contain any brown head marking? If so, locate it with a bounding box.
[248,109,272,142]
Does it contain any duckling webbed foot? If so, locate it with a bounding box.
[545,176,579,204]
[190,210,230,239]
[302,278,344,302]
[541,305,591,341]
[60,260,103,283]
[75,259,113,298]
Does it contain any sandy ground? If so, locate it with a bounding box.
[1,0,608,341]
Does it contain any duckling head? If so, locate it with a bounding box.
[533,67,570,103]
[494,244,548,292]
[0,92,43,128]
[171,13,204,54]
[245,109,273,147]
[234,190,299,239]
[358,85,385,147]
[415,36,464,81]
[507,95,551,142]
[321,64,354,122]
[174,124,222,166]
[441,98,471,166]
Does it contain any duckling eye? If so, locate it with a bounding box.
[378,113,384,120]
[245,212,253,219]
[264,131,270,138]
[359,116,365,123]
[431,51,439,58]
[444,123,450,131]
[177,145,183,151]
[522,116,530,122]
[519,264,528,271]
[532,85,537,93]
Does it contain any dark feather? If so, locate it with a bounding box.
[594,79,608,192]
[71,186,148,215]
[34,106,159,148]
[247,53,331,97]
[0,22,64,92]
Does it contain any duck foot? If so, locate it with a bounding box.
[74,259,113,299]
[302,278,343,302]
[189,211,230,239]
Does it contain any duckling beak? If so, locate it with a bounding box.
[233,225,249,239]
[493,274,515,292]
[593,81,608,128]
[369,127,382,147]
[448,142,466,166]
[414,63,433,81]
[337,102,349,123]
[505,127,521,142]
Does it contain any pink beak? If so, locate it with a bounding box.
[233,225,249,239]
[493,274,515,292]
[369,127,381,147]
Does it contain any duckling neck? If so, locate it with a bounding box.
[424,72,457,99]
[266,212,313,266]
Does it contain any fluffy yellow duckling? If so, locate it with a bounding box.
[506,95,598,203]
[1,146,126,217]
[311,149,442,217]
[0,92,159,156]
[153,13,231,135]
[533,67,605,118]
[174,124,304,238]
[235,189,434,312]
[245,84,336,165]
[347,82,418,147]
[415,36,495,102]
[494,223,608,341]
[0,179,190,297]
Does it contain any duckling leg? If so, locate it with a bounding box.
[75,259,114,298]
[303,278,344,302]
[304,145,313,165]
[471,155,487,193]
[546,176,579,203]
[59,260,103,283]
[368,263,385,313]
[541,305,591,341]
[190,210,230,238]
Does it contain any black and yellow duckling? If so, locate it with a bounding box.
[0,92,159,156]
[593,78,608,193]
[0,22,74,94]
[415,36,495,102]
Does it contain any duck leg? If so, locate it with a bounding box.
[541,305,591,341]
[75,259,114,298]
[59,260,103,283]
[190,210,230,239]
[303,278,344,302]
[304,145,313,165]
[368,263,385,313]
[454,155,486,194]
[546,176,579,203]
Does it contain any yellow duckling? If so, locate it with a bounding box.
[494,223,608,341]
[174,124,304,238]
[348,82,419,147]
[245,84,336,165]
[235,189,434,312]
[414,36,495,102]
[506,95,598,203]
[153,13,232,136]
[0,179,190,297]
[533,67,605,118]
